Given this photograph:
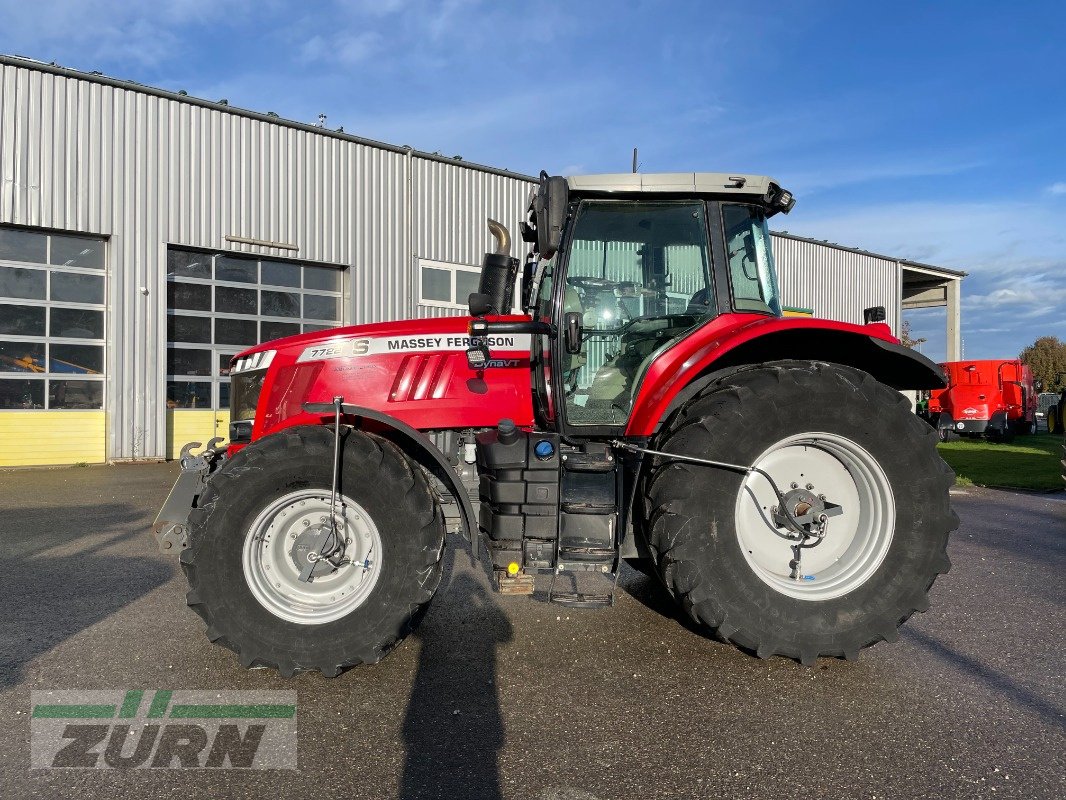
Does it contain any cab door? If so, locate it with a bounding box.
[546,200,716,434]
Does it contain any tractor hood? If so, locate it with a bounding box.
[229,315,536,445]
[235,316,482,361]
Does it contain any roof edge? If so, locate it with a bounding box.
[771,230,968,278]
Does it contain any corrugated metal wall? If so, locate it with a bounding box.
[0,59,534,459]
[411,158,532,318]
[772,233,900,334]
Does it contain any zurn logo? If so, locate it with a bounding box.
[30,690,296,769]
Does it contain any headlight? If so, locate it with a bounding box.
[231,350,275,374]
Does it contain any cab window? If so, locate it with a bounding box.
[722,203,782,316]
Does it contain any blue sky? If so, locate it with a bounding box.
[3,0,1064,361]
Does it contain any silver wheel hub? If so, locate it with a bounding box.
[242,489,382,624]
[734,432,895,601]
[290,524,344,579]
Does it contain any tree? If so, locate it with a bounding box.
[1019,335,1066,389]
[899,320,927,350]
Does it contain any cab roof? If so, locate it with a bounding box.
[566,172,782,198]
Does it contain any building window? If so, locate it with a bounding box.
[0,227,106,409]
[418,259,482,309]
[166,248,345,409]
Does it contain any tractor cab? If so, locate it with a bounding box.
[472,172,796,432]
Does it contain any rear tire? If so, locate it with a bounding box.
[642,361,956,664]
[181,425,445,677]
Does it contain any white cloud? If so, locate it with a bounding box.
[1047,182,1066,195]
[964,285,1066,317]
[786,157,984,196]
[778,199,1066,277]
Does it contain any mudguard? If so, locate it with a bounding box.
[626,314,947,436]
[303,402,479,555]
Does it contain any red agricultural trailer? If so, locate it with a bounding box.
[929,359,1037,441]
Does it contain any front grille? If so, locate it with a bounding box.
[231,369,266,424]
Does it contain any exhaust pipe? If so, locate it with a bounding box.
[486,218,510,256]
[470,218,519,316]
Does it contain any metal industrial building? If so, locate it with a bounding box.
[0,55,964,467]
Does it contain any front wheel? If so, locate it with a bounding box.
[642,361,956,664]
[181,426,445,677]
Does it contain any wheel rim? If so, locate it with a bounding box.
[242,489,383,624]
[734,432,896,601]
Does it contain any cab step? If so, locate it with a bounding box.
[548,568,618,608]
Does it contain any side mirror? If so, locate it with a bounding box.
[564,311,582,354]
[534,171,569,258]
[863,306,887,324]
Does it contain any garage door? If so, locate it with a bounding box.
[0,226,107,466]
[165,247,344,459]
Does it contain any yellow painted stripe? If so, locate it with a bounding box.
[166,409,230,460]
[0,411,106,466]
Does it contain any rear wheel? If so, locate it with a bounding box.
[642,361,956,664]
[1011,419,1037,436]
[181,425,445,677]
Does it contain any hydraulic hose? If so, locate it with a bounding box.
[609,440,812,540]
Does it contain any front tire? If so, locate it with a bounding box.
[642,361,956,664]
[181,425,445,677]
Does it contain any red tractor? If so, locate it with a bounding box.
[154,172,956,676]
[930,359,1037,442]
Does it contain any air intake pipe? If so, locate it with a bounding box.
[469,218,519,316]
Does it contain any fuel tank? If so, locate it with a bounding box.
[234,315,535,443]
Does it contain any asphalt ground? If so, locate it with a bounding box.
[0,463,1063,800]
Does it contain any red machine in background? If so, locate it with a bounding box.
[928,359,1037,441]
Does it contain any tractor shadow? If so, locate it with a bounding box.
[903,628,1066,728]
[615,561,711,639]
[0,503,172,689]
[400,547,512,800]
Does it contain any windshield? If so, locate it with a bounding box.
[722,204,782,316]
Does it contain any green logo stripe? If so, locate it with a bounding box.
[147,690,172,718]
[169,704,296,719]
[32,704,116,719]
[119,690,144,718]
